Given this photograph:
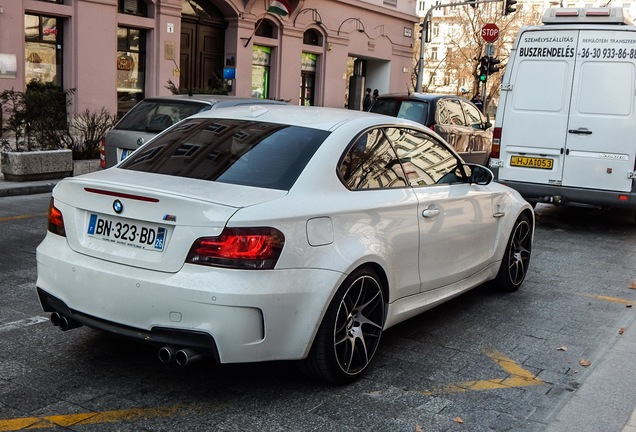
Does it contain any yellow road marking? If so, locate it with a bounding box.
[581,294,633,305]
[0,212,47,223]
[0,405,186,431]
[0,352,543,429]
[422,350,544,395]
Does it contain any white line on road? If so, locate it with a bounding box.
[0,316,49,332]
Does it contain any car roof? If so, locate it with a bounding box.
[187,104,418,131]
[375,92,465,102]
[138,94,287,107]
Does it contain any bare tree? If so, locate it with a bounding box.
[416,1,542,112]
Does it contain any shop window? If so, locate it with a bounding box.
[252,46,271,99]
[117,27,146,117]
[300,53,317,106]
[255,19,277,39]
[119,0,147,16]
[25,14,63,87]
[303,29,322,46]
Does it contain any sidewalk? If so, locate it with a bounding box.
[2,165,636,432]
[543,310,636,432]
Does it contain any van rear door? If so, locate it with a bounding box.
[497,29,578,186]
[498,28,636,193]
[563,30,636,193]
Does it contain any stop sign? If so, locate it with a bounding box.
[481,23,500,43]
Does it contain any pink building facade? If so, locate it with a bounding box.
[1,0,418,117]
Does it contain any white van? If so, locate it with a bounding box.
[490,7,636,218]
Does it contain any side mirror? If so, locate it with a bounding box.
[464,163,494,185]
[483,113,492,130]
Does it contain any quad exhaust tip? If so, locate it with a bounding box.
[158,346,202,366]
[49,314,203,366]
[50,312,82,331]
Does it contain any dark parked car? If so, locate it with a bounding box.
[369,92,493,165]
[101,95,286,168]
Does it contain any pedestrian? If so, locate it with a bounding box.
[363,88,372,111]
[471,92,484,112]
[372,89,379,104]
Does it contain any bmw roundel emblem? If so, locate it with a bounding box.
[113,199,124,214]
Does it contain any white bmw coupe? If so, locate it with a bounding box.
[36,105,533,384]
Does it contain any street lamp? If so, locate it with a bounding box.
[337,18,366,35]
[293,8,323,27]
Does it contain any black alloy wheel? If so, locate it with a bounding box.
[495,213,532,292]
[302,268,386,384]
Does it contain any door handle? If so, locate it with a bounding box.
[422,207,441,218]
[568,128,592,135]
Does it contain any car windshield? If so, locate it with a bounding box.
[371,99,430,124]
[115,100,212,132]
[119,118,329,190]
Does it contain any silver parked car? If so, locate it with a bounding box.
[100,94,286,168]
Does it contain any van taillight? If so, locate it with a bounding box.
[47,198,66,237]
[99,137,106,169]
[186,227,284,270]
[491,127,502,158]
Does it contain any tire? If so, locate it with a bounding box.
[494,213,532,292]
[301,268,386,384]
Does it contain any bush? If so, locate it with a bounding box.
[1,82,115,159]
[24,81,75,150]
[0,88,27,150]
[70,108,117,160]
[165,78,230,95]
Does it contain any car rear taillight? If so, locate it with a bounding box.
[186,227,284,270]
[47,198,66,237]
[491,127,502,159]
[99,137,106,169]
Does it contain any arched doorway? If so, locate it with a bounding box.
[180,0,226,91]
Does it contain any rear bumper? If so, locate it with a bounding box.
[494,178,636,210]
[36,233,344,364]
[38,287,221,359]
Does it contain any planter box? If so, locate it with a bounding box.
[72,159,101,176]
[1,149,73,182]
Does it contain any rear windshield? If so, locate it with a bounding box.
[115,100,212,133]
[119,118,329,190]
[370,99,430,125]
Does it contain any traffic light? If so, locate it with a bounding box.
[488,56,501,75]
[478,56,489,83]
[504,0,517,15]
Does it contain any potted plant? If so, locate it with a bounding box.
[0,83,116,181]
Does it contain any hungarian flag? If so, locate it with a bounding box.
[267,0,292,16]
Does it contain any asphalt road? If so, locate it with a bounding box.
[1,194,635,431]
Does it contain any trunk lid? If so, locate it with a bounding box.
[53,169,286,273]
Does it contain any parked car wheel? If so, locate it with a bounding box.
[303,268,386,384]
[494,214,533,292]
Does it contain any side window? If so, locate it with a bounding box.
[437,99,466,126]
[462,101,484,128]
[370,98,399,116]
[385,127,463,186]
[397,101,426,123]
[339,129,408,190]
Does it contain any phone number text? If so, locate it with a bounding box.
[579,47,636,59]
